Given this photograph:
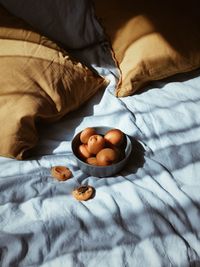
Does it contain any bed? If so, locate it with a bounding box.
[0,1,200,266]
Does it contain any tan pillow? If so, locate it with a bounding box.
[0,5,108,159]
[94,0,200,97]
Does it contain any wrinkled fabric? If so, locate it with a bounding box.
[0,5,107,159]
[0,0,105,50]
[0,1,200,266]
[0,38,200,266]
[94,0,200,97]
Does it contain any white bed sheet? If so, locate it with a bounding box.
[0,42,200,267]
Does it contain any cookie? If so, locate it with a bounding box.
[51,166,72,181]
[72,185,95,201]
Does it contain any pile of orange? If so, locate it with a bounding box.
[78,127,126,166]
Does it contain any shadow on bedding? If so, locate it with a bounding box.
[0,196,199,266]
[29,87,107,157]
[121,137,146,175]
[135,68,200,95]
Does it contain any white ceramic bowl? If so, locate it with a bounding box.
[71,126,132,177]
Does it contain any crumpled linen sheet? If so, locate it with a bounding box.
[0,43,200,267]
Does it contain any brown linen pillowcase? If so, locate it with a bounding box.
[94,0,200,97]
[0,5,108,159]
